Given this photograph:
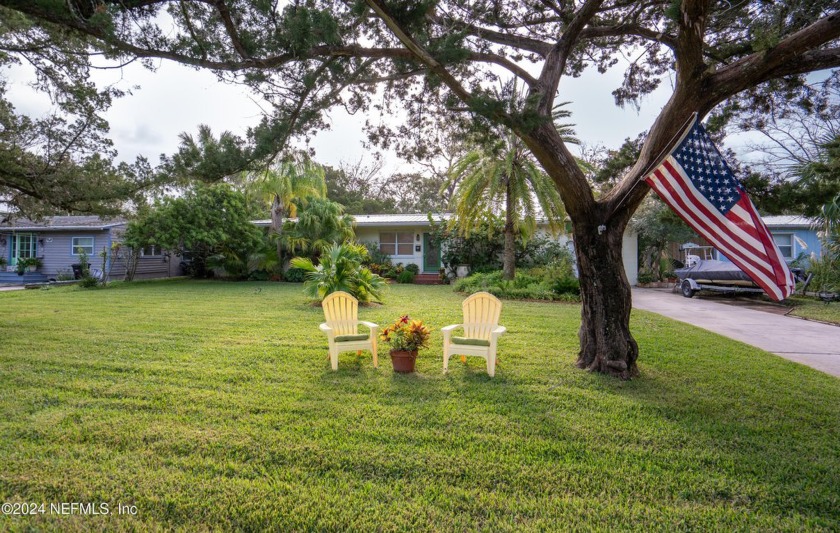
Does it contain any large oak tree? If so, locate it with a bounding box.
[2,0,838,378]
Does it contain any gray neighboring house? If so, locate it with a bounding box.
[0,215,179,284]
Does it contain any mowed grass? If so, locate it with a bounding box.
[787,295,840,325]
[1,281,839,531]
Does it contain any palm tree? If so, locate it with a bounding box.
[250,156,327,266]
[445,102,576,280]
[282,197,355,258]
[290,243,386,303]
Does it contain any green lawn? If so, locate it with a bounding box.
[787,295,840,325]
[1,281,839,531]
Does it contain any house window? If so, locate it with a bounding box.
[379,232,414,256]
[141,245,161,257]
[10,233,37,266]
[773,233,793,259]
[72,237,95,256]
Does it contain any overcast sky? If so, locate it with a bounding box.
[4,50,693,179]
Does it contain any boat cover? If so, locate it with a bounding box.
[674,260,756,284]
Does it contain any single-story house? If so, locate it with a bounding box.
[0,216,180,284]
[704,215,822,265]
[254,213,640,285]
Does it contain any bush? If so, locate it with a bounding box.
[397,270,415,284]
[454,264,580,302]
[383,263,405,279]
[637,270,655,284]
[283,267,307,283]
[79,276,100,288]
[290,243,386,303]
[405,263,419,275]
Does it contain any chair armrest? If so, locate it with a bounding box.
[358,321,379,338]
[491,325,506,340]
[319,323,334,340]
[441,324,461,341]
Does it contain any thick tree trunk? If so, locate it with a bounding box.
[270,195,284,267]
[573,220,639,379]
[503,177,516,280]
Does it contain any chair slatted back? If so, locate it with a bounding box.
[322,291,359,336]
[462,292,502,340]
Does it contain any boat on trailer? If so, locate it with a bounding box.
[673,243,799,298]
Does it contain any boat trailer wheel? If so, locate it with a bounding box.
[681,280,697,298]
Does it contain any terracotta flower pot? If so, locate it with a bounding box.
[389,349,418,373]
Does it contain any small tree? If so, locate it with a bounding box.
[630,198,695,281]
[129,185,263,278]
[249,156,327,267]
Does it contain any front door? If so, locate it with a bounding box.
[10,233,37,267]
[422,233,440,273]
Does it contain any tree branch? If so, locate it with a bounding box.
[212,0,250,61]
[537,0,604,114]
[362,0,480,113]
[580,23,677,51]
[432,15,552,56]
[706,12,840,111]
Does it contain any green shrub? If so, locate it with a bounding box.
[79,276,100,288]
[397,270,415,284]
[454,265,579,301]
[405,263,419,275]
[551,277,580,296]
[290,243,386,303]
[248,270,270,281]
[637,270,655,284]
[283,267,307,283]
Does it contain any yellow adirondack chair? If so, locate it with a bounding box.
[319,291,379,371]
[442,291,506,377]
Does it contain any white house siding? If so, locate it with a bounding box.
[622,229,639,286]
[355,226,433,272]
[353,222,639,285]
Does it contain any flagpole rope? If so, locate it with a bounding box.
[607,111,698,221]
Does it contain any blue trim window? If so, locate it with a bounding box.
[72,236,95,255]
[772,233,793,259]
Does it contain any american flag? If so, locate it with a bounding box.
[644,119,795,301]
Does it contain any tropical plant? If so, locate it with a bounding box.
[282,197,355,259]
[445,99,572,280]
[810,194,840,292]
[290,243,385,303]
[379,315,431,352]
[249,156,327,266]
[630,197,695,281]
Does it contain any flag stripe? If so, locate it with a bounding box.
[739,197,790,286]
[648,171,784,299]
[650,168,778,281]
[647,176,784,300]
[662,159,767,257]
[642,119,794,301]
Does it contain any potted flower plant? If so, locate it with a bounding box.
[379,315,431,373]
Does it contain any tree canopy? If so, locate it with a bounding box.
[2,0,838,378]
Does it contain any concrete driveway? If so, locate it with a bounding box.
[632,288,840,378]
